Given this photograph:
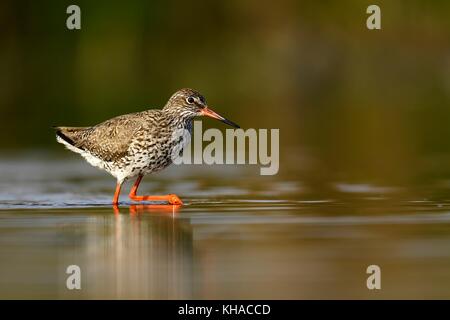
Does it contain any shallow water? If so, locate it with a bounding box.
[1,154,450,299]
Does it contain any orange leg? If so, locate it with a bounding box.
[129,175,183,205]
[112,182,122,205]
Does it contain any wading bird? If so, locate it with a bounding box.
[54,88,240,205]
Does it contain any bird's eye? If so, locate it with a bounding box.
[186,96,195,104]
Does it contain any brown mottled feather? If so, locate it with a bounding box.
[55,110,161,162]
[54,89,220,184]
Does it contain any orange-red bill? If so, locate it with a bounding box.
[201,107,240,128]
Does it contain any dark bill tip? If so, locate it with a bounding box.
[220,117,240,129]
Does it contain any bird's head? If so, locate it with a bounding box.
[163,88,240,128]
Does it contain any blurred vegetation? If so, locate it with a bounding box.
[1,0,450,184]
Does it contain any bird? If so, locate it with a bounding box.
[54,88,240,206]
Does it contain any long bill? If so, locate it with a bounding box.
[201,107,240,129]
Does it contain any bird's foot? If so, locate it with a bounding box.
[167,194,183,205]
[129,194,183,205]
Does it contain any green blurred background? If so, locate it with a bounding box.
[1,0,450,185]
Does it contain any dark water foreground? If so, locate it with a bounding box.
[1,155,450,299]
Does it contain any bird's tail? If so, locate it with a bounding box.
[53,126,90,149]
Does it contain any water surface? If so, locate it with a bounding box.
[1,155,450,299]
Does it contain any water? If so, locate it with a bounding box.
[1,154,450,299]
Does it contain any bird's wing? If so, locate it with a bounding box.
[80,113,149,162]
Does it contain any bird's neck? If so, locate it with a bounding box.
[162,108,195,130]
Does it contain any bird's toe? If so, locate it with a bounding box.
[168,194,183,205]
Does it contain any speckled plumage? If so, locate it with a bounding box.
[55,89,202,183]
[54,88,240,205]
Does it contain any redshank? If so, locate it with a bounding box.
[54,88,240,205]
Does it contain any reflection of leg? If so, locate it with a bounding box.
[129,204,181,215]
[112,204,120,215]
[128,175,183,205]
[129,205,137,215]
[112,182,122,205]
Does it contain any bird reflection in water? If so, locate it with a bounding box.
[75,203,194,299]
[112,203,181,216]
